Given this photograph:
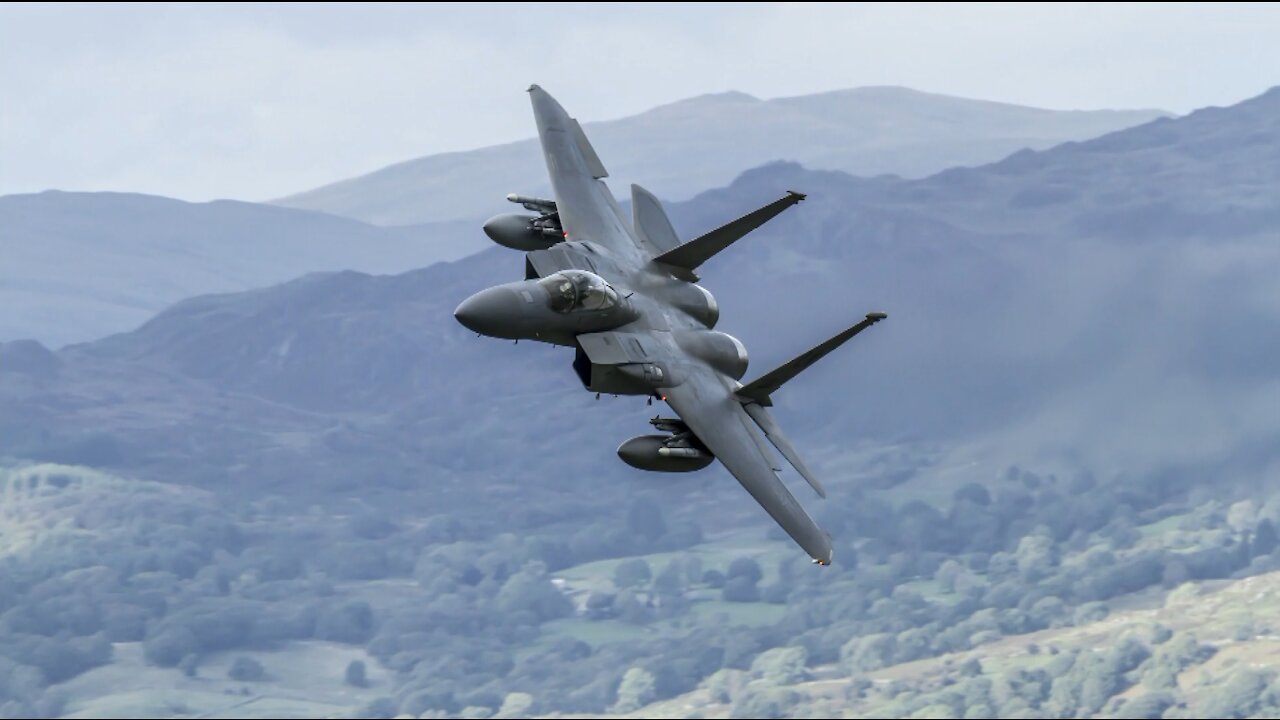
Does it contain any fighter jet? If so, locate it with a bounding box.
[455,85,886,564]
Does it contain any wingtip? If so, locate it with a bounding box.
[812,533,833,566]
[867,311,888,321]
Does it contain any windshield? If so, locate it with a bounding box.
[537,270,620,313]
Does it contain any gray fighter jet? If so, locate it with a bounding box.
[455,85,886,564]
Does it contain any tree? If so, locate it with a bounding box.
[1104,636,1150,675]
[1200,669,1270,719]
[227,656,265,682]
[936,559,966,593]
[1028,596,1066,629]
[729,687,797,720]
[1113,691,1175,719]
[1255,519,1279,557]
[495,564,572,623]
[750,646,808,685]
[702,669,747,703]
[1227,500,1259,533]
[1141,632,1215,690]
[953,482,992,507]
[612,667,657,713]
[651,560,685,597]
[841,633,896,673]
[1015,534,1057,582]
[495,692,534,719]
[896,500,950,552]
[721,576,759,603]
[1072,601,1109,625]
[726,557,763,585]
[613,589,651,625]
[345,660,368,688]
[142,626,198,668]
[612,558,652,590]
[315,601,375,643]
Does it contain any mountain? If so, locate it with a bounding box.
[5,88,1280,720]
[273,86,1168,226]
[4,88,1278,512]
[5,89,1166,349]
[0,191,479,347]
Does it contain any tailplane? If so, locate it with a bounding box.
[737,312,887,407]
[735,310,888,498]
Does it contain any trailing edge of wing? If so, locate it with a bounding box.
[661,372,833,564]
[737,311,887,406]
[742,402,826,498]
[652,191,805,272]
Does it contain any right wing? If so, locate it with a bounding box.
[661,366,833,564]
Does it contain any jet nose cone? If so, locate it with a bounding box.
[454,286,521,338]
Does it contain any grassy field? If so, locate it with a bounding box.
[59,641,388,719]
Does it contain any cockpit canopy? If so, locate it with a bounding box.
[538,270,621,313]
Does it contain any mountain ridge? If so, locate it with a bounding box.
[272,85,1168,226]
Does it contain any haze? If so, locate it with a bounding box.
[3,2,1279,201]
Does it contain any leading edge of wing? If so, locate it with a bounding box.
[661,372,833,564]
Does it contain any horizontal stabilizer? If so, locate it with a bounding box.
[653,191,805,272]
[737,311,887,406]
[742,402,826,498]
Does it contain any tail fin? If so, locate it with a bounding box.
[737,312,887,406]
[653,191,805,278]
[631,184,682,255]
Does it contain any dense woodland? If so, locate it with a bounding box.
[3,456,1280,718]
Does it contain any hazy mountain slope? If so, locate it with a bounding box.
[5,88,1280,720]
[3,88,1277,516]
[5,89,1166,348]
[0,191,478,346]
[273,86,1167,226]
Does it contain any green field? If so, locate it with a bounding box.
[58,641,387,719]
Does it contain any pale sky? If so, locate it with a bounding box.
[3,2,1279,202]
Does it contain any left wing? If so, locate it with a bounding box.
[661,367,833,564]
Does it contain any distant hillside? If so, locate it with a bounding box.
[6,88,1280,720]
[273,86,1168,226]
[3,88,1278,515]
[0,191,478,346]
[607,569,1280,719]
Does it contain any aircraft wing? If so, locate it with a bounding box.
[661,366,833,564]
[528,85,643,259]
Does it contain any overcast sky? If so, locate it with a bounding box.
[3,3,1279,202]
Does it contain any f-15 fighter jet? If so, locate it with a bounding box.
[456,85,886,564]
